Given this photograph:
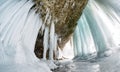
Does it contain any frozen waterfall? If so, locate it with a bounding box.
[0,0,52,72]
[73,0,120,60]
[1,0,120,72]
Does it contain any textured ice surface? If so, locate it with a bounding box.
[73,0,120,59]
[0,61,52,72]
[54,48,120,72]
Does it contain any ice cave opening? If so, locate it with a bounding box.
[1,0,120,72]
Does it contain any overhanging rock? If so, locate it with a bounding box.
[33,0,88,59]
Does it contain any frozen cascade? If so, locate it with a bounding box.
[73,0,120,60]
[0,0,53,72]
[1,0,120,72]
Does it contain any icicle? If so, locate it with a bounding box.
[49,21,55,60]
[54,34,58,60]
[73,26,82,57]
[43,27,49,60]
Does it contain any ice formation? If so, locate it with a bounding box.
[0,0,56,72]
[73,0,120,60]
[1,0,120,72]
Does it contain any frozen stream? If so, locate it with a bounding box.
[54,48,120,72]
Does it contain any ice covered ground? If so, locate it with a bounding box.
[0,60,52,72]
[54,47,120,72]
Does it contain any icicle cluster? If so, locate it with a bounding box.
[0,0,52,72]
[73,0,120,60]
[36,8,58,60]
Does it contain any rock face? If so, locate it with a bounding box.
[33,0,88,59]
